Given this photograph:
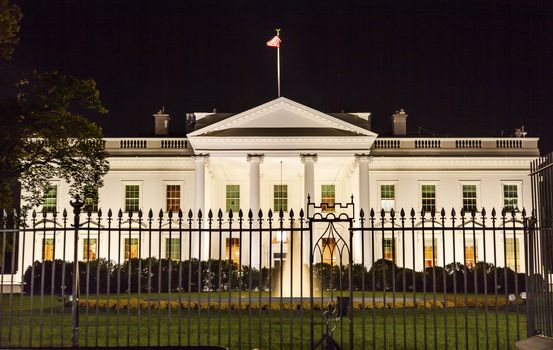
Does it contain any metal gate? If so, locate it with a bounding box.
[0,195,535,348]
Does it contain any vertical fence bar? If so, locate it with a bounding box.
[105,209,113,347]
[48,210,57,348]
[451,209,459,350]
[70,196,83,347]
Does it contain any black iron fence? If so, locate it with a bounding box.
[0,198,533,349]
[528,154,553,338]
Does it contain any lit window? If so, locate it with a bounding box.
[83,238,97,261]
[464,238,477,268]
[505,238,520,271]
[84,186,99,212]
[321,184,335,212]
[462,185,477,212]
[43,185,57,213]
[125,185,140,212]
[383,237,396,262]
[226,238,240,264]
[124,238,139,260]
[165,238,181,260]
[424,238,437,267]
[42,238,54,261]
[274,185,288,212]
[275,231,287,243]
[226,185,240,212]
[503,184,519,211]
[166,185,181,212]
[421,185,436,213]
[380,185,395,212]
[322,238,337,265]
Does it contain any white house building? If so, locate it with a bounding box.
[11,97,539,289]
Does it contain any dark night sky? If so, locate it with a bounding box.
[9,0,553,153]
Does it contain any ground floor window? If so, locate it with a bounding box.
[124,238,139,260]
[424,238,437,267]
[383,237,396,262]
[505,237,520,271]
[165,237,181,260]
[464,237,477,268]
[322,238,337,265]
[83,238,97,261]
[226,237,240,264]
[42,238,54,261]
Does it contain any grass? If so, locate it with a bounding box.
[1,293,526,349]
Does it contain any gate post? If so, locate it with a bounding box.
[70,196,84,347]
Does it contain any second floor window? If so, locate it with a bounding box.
[321,184,335,212]
[380,184,395,212]
[462,184,477,212]
[43,185,57,213]
[226,185,240,212]
[84,186,99,212]
[503,184,519,211]
[421,184,436,212]
[166,185,181,212]
[125,185,140,212]
[274,185,288,212]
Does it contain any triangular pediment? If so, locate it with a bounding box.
[187,97,377,155]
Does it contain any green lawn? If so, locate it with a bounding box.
[1,293,526,349]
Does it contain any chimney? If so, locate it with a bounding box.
[391,109,408,136]
[154,108,170,136]
[185,113,196,132]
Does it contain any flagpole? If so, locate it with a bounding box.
[276,29,281,97]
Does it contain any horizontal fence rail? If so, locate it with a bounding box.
[0,200,535,349]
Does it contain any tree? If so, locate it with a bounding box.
[0,1,109,211]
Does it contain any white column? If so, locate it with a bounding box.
[247,154,263,267]
[301,154,317,207]
[193,154,209,260]
[356,153,371,264]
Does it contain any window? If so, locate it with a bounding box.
[125,185,140,212]
[226,238,240,264]
[321,184,335,212]
[83,238,97,261]
[503,184,519,211]
[322,238,337,265]
[424,238,437,267]
[462,184,477,212]
[166,185,181,212]
[464,238,477,268]
[84,186,99,212]
[124,238,139,260]
[380,184,395,212]
[165,238,181,260]
[505,238,520,271]
[421,185,436,213]
[383,237,396,262]
[42,238,54,261]
[43,185,57,213]
[274,185,288,212]
[275,231,287,243]
[226,185,240,212]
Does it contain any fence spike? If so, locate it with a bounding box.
[420,208,425,217]
[258,209,263,218]
[218,209,223,219]
[430,208,435,218]
[279,209,284,219]
[147,209,153,218]
[107,208,112,218]
[289,209,294,218]
[510,209,516,218]
[228,209,233,219]
[400,208,405,218]
[410,208,416,217]
[451,208,456,217]
[98,208,102,217]
[238,209,243,218]
[188,209,193,219]
[491,208,496,218]
[118,209,123,218]
[248,209,253,219]
[390,208,395,217]
[138,209,142,218]
[360,208,365,218]
[208,209,213,219]
[370,208,375,218]
[380,208,385,218]
[440,208,446,217]
[481,207,486,217]
[168,210,173,218]
[32,209,36,218]
[299,208,304,218]
[460,208,465,217]
[178,209,183,218]
[268,209,273,218]
[501,207,506,217]
[158,209,163,218]
[522,207,527,217]
[42,208,47,217]
[198,209,203,219]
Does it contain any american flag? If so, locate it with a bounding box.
[266,35,281,48]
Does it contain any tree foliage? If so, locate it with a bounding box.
[0,0,22,59]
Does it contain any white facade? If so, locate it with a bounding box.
[10,97,539,287]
